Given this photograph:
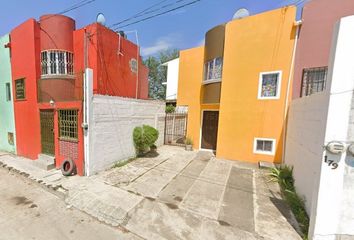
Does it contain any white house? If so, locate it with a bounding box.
[285,16,354,240]
[162,58,179,103]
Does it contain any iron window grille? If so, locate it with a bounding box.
[58,109,78,141]
[301,67,328,97]
[41,50,74,77]
[7,132,14,146]
[204,57,223,83]
[5,83,11,101]
[15,78,25,100]
[259,71,282,99]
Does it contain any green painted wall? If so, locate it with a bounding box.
[0,34,16,153]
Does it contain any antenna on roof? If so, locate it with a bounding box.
[232,8,250,20]
[96,13,106,25]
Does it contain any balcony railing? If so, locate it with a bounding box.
[41,50,74,78]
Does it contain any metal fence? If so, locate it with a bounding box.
[164,113,188,146]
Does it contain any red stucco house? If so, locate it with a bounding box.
[8,15,148,175]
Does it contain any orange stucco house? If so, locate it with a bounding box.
[177,6,298,164]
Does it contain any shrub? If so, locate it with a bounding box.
[269,165,309,239]
[185,137,193,145]
[133,125,159,156]
[165,104,175,113]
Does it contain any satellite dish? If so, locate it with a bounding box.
[96,13,106,25]
[233,8,250,20]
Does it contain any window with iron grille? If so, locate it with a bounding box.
[258,71,282,99]
[15,78,25,100]
[204,57,223,83]
[254,138,275,155]
[41,50,74,77]
[5,83,11,101]
[301,67,328,97]
[58,109,78,141]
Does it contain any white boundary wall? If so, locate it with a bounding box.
[285,16,354,240]
[87,95,165,175]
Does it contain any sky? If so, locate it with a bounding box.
[0,0,307,57]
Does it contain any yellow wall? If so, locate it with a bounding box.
[177,46,204,149]
[216,6,297,163]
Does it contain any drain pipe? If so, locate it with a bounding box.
[282,20,302,163]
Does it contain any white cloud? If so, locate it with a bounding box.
[141,34,181,56]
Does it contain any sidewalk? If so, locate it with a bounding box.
[0,147,302,240]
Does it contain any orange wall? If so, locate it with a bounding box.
[177,46,204,148]
[217,7,297,163]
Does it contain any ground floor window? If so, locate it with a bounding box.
[254,138,275,155]
[58,109,78,141]
[7,132,14,145]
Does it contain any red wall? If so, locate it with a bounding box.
[40,15,75,51]
[74,23,149,99]
[10,19,41,160]
[292,0,354,99]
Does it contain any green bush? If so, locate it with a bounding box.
[133,125,159,156]
[165,104,175,113]
[185,137,193,145]
[269,165,309,239]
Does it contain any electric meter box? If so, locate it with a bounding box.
[326,141,346,154]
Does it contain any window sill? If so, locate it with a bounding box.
[59,137,79,143]
[258,96,280,100]
[254,150,275,156]
[202,79,221,85]
[41,74,75,80]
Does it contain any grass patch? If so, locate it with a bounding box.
[269,165,309,239]
[112,157,137,168]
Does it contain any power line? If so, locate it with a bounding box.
[110,0,189,28]
[112,0,201,30]
[110,0,171,27]
[40,0,97,22]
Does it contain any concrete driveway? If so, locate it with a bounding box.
[0,146,302,240]
[90,146,302,240]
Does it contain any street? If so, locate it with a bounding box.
[0,168,139,240]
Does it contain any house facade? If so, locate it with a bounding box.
[7,14,148,175]
[177,6,297,164]
[0,34,16,153]
[292,0,354,99]
[284,0,354,239]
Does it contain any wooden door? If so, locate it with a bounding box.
[201,111,219,150]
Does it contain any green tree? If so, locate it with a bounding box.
[144,49,179,100]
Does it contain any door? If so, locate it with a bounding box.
[40,110,55,156]
[201,111,219,150]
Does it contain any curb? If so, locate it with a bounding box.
[0,160,68,200]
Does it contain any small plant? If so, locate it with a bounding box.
[185,137,193,145]
[133,125,159,156]
[269,165,309,239]
[165,104,175,113]
[185,137,193,151]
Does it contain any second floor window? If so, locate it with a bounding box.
[301,67,328,97]
[258,71,282,99]
[204,57,223,82]
[41,50,74,76]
